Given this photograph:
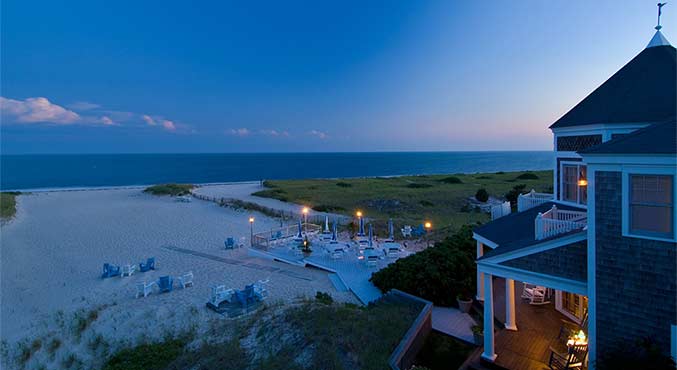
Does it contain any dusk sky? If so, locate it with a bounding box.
[1,1,672,154]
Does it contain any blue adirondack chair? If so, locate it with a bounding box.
[235,285,258,308]
[158,276,173,293]
[224,237,235,249]
[412,224,426,237]
[102,263,121,278]
[139,257,155,272]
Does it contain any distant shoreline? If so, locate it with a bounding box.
[2,168,549,193]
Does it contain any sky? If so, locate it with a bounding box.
[1,1,673,154]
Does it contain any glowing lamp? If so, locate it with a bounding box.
[356,211,363,218]
[302,207,309,215]
[249,217,255,223]
[424,222,432,230]
[578,179,588,186]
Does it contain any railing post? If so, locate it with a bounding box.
[535,213,542,240]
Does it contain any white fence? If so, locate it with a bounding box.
[491,201,512,220]
[252,223,322,249]
[535,205,587,240]
[518,189,554,212]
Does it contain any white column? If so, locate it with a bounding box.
[505,278,517,331]
[476,241,484,301]
[482,273,497,362]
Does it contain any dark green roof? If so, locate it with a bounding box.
[550,44,676,129]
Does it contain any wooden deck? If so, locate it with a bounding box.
[462,277,575,370]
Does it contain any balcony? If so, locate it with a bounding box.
[518,190,554,212]
[535,205,587,240]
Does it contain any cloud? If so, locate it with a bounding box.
[100,116,115,125]
[68,101,100,111]
[161,120,176,131]
[142,115,157,126]
[259,129,290,137]
[228,128,251,136]
[1,97,80,124]
[309,130,329,139]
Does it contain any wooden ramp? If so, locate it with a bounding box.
[431,306,477,344]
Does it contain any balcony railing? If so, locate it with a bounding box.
[535,205,587,240]
[518,189,554,212]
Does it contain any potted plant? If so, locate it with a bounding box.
[471,324,483,345]
[457,293,473,313]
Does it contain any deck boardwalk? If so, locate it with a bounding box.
[462,278,575,370]
[431,306,476,344]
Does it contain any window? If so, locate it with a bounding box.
[629,175,674,237]
[561,164,587,205]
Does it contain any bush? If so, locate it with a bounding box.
[515,172,539,180]
[143,184,194,196]
[370,225,476,306]
[419,200,434,207]
[312,204,346,212]
[438,176,462,184]
[504,184,528,206]
[103,340,185,370]
[413,331,474,370]
[407,183,433,189]
[596,337,675,370]
[475,188,489,202]
[315,292,334,305]
[336,182,352,188]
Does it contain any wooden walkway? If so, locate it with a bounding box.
[462,277,573,370]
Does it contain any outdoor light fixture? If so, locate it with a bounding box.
[249,217,255,223]
[578,179,588,186]
[249,216,255,247]
[424,221,432,230]
[302,207,309,215]
[356,211,363,218]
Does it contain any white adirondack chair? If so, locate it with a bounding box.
[522,283,550,305]
[366,255,378,267]
[254,279,269,301]
[136,281,155,298]
[121,264,136,277]
[210,285,234,307]
[330,250,344,259]
[401,225,412,238]
[178,271,194,288]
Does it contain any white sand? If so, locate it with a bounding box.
[0,187,357,369]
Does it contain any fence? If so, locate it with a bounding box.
[251,223,322,249]
[490,201,512,220]
[517,189,554,212]
[535,205,587,240]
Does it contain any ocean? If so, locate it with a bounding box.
[1,152,553,190]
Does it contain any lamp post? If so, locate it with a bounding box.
[424,221,432,247]
[356,210,363,236]
[249,216,255,247]
[302,206,309,234]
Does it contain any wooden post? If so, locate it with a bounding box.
[505,278,517,331]
[482,273,497,362]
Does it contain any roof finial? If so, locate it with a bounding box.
[656,2,667,30]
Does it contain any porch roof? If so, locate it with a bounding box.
[473,202,586,259]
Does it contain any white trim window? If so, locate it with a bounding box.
[560,163,588,205]
[628,174,674,238]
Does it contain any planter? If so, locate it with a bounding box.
[473,332,483,345]
[457,297,473,313]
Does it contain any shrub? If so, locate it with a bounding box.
[315,292,334,305]
[504,184,528,206]
[143,184,194,196]
[419,200,434,207]
[515,172,539,180]
[438,176,462,184]
[336,182,352,188]
[407,183,433,189]
[596,337,675,370]
[475,188,489,202]
[103,339,185,370]
[47,338,61,355]
[312,204,346,212]
[413,331,474,370]
[370,225,476,306]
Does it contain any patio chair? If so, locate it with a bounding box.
[157,276,174,293]
[224,237,235,249]
[178,271,194,289]
[139,257,155,272]
[528,289,551,305]
[253,279,269,301]
[136,281,156,298]
[121,264,136,277]
[366,255,378,267]
[235,285,257,308]
[558,310,589,340]
[401,225,412,238]
[548,343,588,370]
[208,285,234,307]
[102,263,121,279]
[330,249,344,259]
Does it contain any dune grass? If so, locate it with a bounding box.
[254,170,552,234]
[0,192,19,219]
[143,184,194,196]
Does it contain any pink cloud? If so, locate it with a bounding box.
[142,115,157,126]
[309,130,329,139]
[100,116,115,125]
[0,97,80,124]
[162,120,176,131]
[228,128,251,136]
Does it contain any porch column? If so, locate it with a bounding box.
[476,241,484,301]
[482,273,497,362]
[505,278,517,331]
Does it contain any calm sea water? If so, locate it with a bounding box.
[1,152,553,190]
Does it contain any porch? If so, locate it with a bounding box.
[462,278,586,370]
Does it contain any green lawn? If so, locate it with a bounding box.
[254,170,552,235]
[1,192,19,219]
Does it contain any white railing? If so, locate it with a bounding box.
[518,189,554,212]
[491,201,512,220]
[535,205,587,240]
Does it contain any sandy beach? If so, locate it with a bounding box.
[0,185,358,369]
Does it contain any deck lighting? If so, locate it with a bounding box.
[302,207,309,215]
[578,179,588,186]
[356,211,363,218]
[424,221,432,230]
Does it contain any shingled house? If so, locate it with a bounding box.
[472,25,676,369]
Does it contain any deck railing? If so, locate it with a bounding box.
[535,205,587,240]
[252,223,322,249]
[518,189,554,212]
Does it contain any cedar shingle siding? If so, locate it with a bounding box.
[500,241,587,282]
[556,135,602,152]
[595,171,677,356]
